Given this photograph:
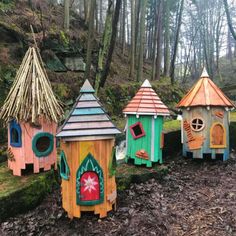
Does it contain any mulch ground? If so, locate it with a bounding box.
[1,154,236,236]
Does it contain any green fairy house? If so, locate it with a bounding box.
[123,79,170,167]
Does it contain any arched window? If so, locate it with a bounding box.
[10,120,22,147]
[210,122,226,148]
[60,151,70,180]
[32,132,54,157]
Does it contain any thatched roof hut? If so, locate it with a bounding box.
[0,46,63,124]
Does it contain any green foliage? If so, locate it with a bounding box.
[52,83,70,101]
[0,162,56,221]
[163,119,181,132]
[116,163,168,191]
[0,0,15,11]
[109,147,117,177]
[0,64,16,104]
[59,30,69,48]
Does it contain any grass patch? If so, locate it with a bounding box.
[0,162,51,198]
[230,111,236,122]
[116,163,168,191]
[163,119,181,132]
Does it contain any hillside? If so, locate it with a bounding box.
[0,0,187,142]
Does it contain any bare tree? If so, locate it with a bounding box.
[84,0,96,80]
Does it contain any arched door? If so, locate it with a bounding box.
[76,153,104,206]
[210,123,226,148]
[80,171,100,201]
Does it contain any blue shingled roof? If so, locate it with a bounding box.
[57,80,120,138]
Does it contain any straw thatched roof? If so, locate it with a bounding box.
[0,47,63,123]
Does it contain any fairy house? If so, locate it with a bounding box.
[0,47,63,176]
[123,79,170,167]
[176,68,235,161]
[56,80,120,219]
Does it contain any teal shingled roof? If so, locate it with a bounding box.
[56,80,120,138]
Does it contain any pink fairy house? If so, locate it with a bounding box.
[0,47,63,176]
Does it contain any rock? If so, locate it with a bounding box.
[64,57,86,72]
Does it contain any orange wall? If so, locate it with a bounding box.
[61,139,116,218]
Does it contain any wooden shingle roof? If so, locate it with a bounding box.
[177,68,235,108]
[56,80,120,138]
[123,80,170,116]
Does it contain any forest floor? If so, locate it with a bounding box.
[1,154,236,236]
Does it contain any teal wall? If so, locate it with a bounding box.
[126,115,163,167]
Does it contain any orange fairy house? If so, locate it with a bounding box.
[0,47,63,176]
[177,68,235,161]
[56,80,120,219]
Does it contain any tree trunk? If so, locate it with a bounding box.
[135,0,141,64]
[95,0,114,93]
[64,0,70,32]
[84,0,96,80]
[151,1,158,81]
[155,0,163,80]
[223,0,236,41]
[227,29,233,62]
[99,0,103,33]
[99,0,122,88]
[129,0,135,78]
[136,0,147,82]
[170,0,184,84]
[84,0,91,25]
[163,0,170,77]
[122,0,126,54]
[95,1,99,32]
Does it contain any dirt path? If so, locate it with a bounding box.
[1,155,236,236]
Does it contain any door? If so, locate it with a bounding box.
[210,123,226,148]
[80,171,100,202]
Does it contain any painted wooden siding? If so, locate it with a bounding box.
[126,115,163,167]
[182,107,229,160]
[61,139,116,218]
[8,116,57,176]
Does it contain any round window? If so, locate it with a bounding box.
[32,132,54,157]
[190,118,205,131]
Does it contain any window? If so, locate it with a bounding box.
[190,117,205,132]
[129,122,145,139]
[60,151,70,180]
[210,122,226,148]
[10,120,22,147]
[32,132,54,157]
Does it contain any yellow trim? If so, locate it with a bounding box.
[210,122,226,148]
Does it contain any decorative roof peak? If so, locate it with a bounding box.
[200,67,209,78]
[80,79,95,93]
[141,79,152,88]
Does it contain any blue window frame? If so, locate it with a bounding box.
[10,120,22,147]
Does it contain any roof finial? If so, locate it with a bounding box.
[80,79,95,93]
[201,67,209,78]
[141,79,152,88]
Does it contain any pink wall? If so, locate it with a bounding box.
[8,116,57,176]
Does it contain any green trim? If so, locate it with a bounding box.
[32,132,54,158]
[109,147,116,177]
[76,153,104,206]
[60,151,70,180]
